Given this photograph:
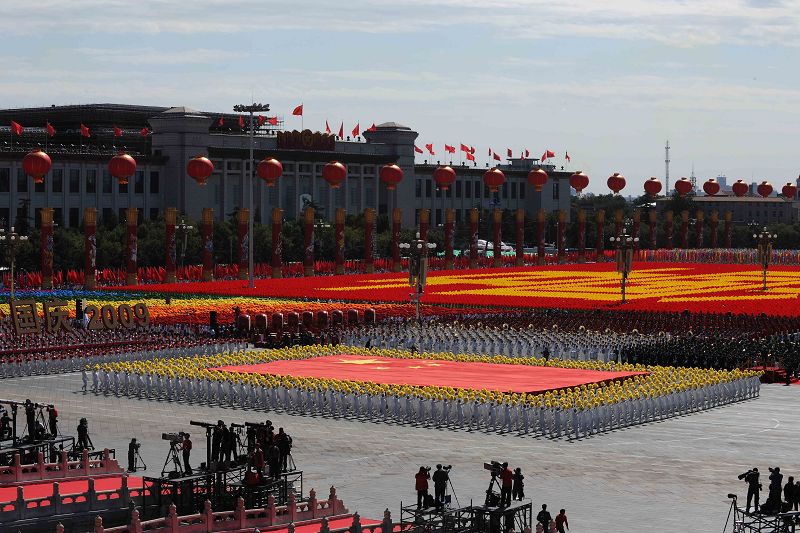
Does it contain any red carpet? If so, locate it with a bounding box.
[212,355,646,394]
[291,517,380,533]
[0,476,145,504]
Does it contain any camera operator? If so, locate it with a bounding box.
[499,462,513,507]
[766,466,783,512]
[128,438,139,472]
[276,428,292,473]
[24,399,36,440]
[212,420,224,465]
[738,467,761,513]
[47,406,58,437]
[76,418,93,451]
[182,433,193,475]
[512,467,525,501]
[415,466,431,509]
[0,407,11,440]
[266,440,281,478]
[432,465,449,505]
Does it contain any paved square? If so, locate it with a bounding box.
[2,373,797,532]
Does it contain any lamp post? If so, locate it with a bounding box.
[233,102,270,289]
[754,226,777,291]
[0,226,29,300]
[399,232,436,322]
[609,222,638,304]
[176,216,194,270]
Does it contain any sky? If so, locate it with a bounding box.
[2,0,799,194]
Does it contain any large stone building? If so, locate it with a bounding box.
[655,195,799,225]
[0,104,571,231]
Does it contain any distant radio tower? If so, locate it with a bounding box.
[665,140,671,192]
[690,163,696,189]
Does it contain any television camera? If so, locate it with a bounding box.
[483,461,505,507]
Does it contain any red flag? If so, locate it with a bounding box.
[525,149,530,158]
[268,117,278,125]
[493,152,501,161]
[445,144,455,154]
[414,145,424,154]
[460,143,470,153]
[140,127,150,137]
[565,151,571,162]
[352,123,360,137]
[425,143,434,155]
[113,126,122,138]
[46,122,55,137]
[10,121,23,136]
[325,120,331,134]
[488,147,492,156]
[80,124,90,138]
[470,146,476,154]
[507,148,512,157]
[546,150,555,159]
[338,122,344,139]
[292,104,303,116]
[238,116,245,128]
[217,116,224,127]
[466,152,475,162]
[257,115,266,126]
[367,123,377,132]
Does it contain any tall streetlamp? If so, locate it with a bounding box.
[176,216,194,269]
[609,222,638,304]
[754,226,777,291]
[233,102,270,289]
[399,232,436,322]
[0,226,29,300]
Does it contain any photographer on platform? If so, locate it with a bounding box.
[182,433,193,475]
[499,462,513,507]
[128,438,139,472]
[76,418,93,451]
[738,467,761,513]
[24,400,36,441]
[432,464,450,505]
[47,405,58,437]
[415,466,431,508]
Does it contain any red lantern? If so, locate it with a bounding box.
[257,157,283,187]
[433,165,456,191]
[322,161,347,188]
[702,178,720,196]
[22,149,52,184]
[756,181,773,198]
[108,152,137,186]
[781,182,797,199]
[674,177,693,197]
[732,179,749,197]
[607,172,626,195]
[527,168,548,192]
[186,155,214,186]
[483,167,505,193]
[643,177,662,197]
[379,164,404,191]
[569,171,589,194]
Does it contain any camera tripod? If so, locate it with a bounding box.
[484,474,502,507]
[132,447,147,472]
[161,442,184,478]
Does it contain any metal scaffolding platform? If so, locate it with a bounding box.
[400,500,532,533]
[725,499,800,532]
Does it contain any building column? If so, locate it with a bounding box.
[271,208,282,279]
[664,210,674,250]
[40,208,54,290]
[515,208,525,267]
[364,207,375,274]
[577,209,586,263]
[419,208,430,242]
[444,208,455,269]
[84,208,97,290]
[165,207,177,283]
[335,208,346,275]
[469,208,479,269]
[614,208,623,237]
[595,209,605,261]
[237,208,249,280]
[126,207,138,286]
[648,210,657,250]
[391,208,401,273]
[709,210,719,249]
[632,210,641,252]
[695,210,704,248]
[303,206,314,277]
[680,210,689,249]
[537,209,546,266]
[724,211,732,248]
[557,209,566,264]
[492,208,502,268]
[201,208,214,282]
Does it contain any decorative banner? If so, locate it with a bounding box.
[201,208,214,282]
[444,208,455,269]
[492,208,502,268]
[648,209,657,250]
[364,208,375,274]
[557,209,566,264]
[40,207,54,290]
[515,208,525,267]
[665,210,674,250]
[709,210,719,249]
[680,210,689,249]
[391,208,401,273]
[419,208,430,242]
[237,208,249,280]
[271,208,282,279]
[84,207,97,290]
[303,206,315,277]
[126,207,138,286]
[336,208,346,275]
[632,209,641,252]
[724,210,732,248]
[577,209,586,263]
[595,209,605,261]
[614,208,623,237]
[695,210,704,249]
[537,209,546,266]
[165,207,177,283]
[469,208,479,269]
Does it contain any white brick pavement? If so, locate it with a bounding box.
[2,373,797,532]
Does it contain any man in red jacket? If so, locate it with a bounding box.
[499,462,514,507]
[555,509,569,532]
[415,467,431,508]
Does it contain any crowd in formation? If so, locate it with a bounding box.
[89,345,760,440]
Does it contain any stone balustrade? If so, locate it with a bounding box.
[0,448,123,485]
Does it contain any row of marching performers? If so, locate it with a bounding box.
[88,346,762,439]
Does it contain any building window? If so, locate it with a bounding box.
[102,171,112,194]
[69,207,79,228]
[0,168,11,193]
[69,169,80,194]
[52,169,63,193]
[455,181,462,197]
[150,208,159,220]
[465,181,472,199]
[299,164,312,173]
[0,208,8,229]
[102,208,113,223]
[86,170,97,193]
[511,182,517,199]
[552,181,560,200]
[119,178,128,194]
[150,171,160,194]
[34,175,45,193]
[520,184,525,199]
[226,161,241,171]
[16,169,28,193]
[53,208,63,227]
[502,183,508,199]
[349,184,360,208]
[425,180,432,198]
[415,179,422,198]
[475,181,481,199]
[134,171,144,194]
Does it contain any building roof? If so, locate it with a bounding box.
[657,195,790,203]
[376,122,411,130]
